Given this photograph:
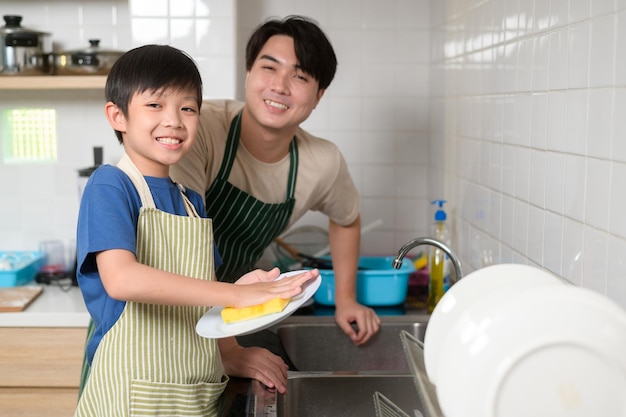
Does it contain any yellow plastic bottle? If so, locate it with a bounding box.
[428,200,450,314]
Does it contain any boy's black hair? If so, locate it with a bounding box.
[245,15,337,91]
[105,44,203,144]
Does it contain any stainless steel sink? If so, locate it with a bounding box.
[250,373,424,417]
[270,315,429,372]
[283,373,422,417]
[240,315,430,417]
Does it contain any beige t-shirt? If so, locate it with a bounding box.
[170,99,360,229]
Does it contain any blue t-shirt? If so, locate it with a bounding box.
[76,165,222,364]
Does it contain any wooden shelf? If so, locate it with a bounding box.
[0,75,106,90]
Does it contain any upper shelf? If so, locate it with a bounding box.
[0,75,106,90]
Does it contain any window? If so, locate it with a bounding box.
[2,108,57,163]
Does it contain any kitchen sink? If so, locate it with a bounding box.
[271,315,428,372]
[281,373,422,416]
[232,315,430,417]
[249,373,424,417]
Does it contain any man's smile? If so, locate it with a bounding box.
[264,99,289,110]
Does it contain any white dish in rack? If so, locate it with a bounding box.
[424,263,563,384]
[435,282,626,417]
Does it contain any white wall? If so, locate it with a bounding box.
[431,0,626,307]
[0,0,236,251]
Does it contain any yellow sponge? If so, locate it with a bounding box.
[221,297,290,324]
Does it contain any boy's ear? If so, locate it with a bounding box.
[104,102,127,132]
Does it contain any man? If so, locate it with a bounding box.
[171,15,381,393]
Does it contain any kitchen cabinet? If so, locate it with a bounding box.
[0,327,85,417]
[0,75,106,90]
[0,286,90,417]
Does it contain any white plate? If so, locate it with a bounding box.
[424,263,563,384]
[196,270,321,338]
[436,284,626,417]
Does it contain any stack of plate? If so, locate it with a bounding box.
[423,264,626,417]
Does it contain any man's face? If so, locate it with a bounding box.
[245,34,325,135]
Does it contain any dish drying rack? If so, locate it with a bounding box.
[373,331,444,417]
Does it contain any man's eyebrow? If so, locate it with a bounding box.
[259,54,303,71]
[259,54,279,63]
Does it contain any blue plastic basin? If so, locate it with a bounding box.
[313,256,415,306]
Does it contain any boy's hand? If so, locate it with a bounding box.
[231,268,319,308]
[235,267,281,285]
[218,337,289,393]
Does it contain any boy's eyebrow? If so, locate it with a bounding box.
[146,89,198,101]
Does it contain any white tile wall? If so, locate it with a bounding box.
[0,0,235,252]
[431,0,626,307]
[3,0,624,308]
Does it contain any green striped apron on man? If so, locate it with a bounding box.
[75,154,227,416]
[205,110,298,283]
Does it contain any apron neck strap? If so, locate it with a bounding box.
[175,183,201,218]
[116,153,200,217]
[285,138,298,199]
[117,153,156,208]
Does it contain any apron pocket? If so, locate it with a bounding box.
[129,376,229,417]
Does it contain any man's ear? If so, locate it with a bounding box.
[104,102,127,132]
[313,88,326,109]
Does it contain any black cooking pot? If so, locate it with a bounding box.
[53,39,124,75]
[0,15,52,75]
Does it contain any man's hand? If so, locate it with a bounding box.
[218,337,289,393]
[334,299,381,346]
[327,216,381,346]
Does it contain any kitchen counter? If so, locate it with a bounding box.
[0,281,424,327]
[0,284,89,327]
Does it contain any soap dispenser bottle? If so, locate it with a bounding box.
[428,200,450,313]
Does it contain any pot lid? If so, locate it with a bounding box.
[57,39,125,57]
[1,15,50,36]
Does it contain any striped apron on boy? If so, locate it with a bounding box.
[75,154,227,416]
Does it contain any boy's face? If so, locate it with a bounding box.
[106,87,200,177]
[244,34,325,135]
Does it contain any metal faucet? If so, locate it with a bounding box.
[391,237,463,284]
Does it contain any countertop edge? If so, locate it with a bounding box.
[0,285,90,328]
[0,312,91,327]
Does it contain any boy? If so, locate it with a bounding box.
[75,44,317,416]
